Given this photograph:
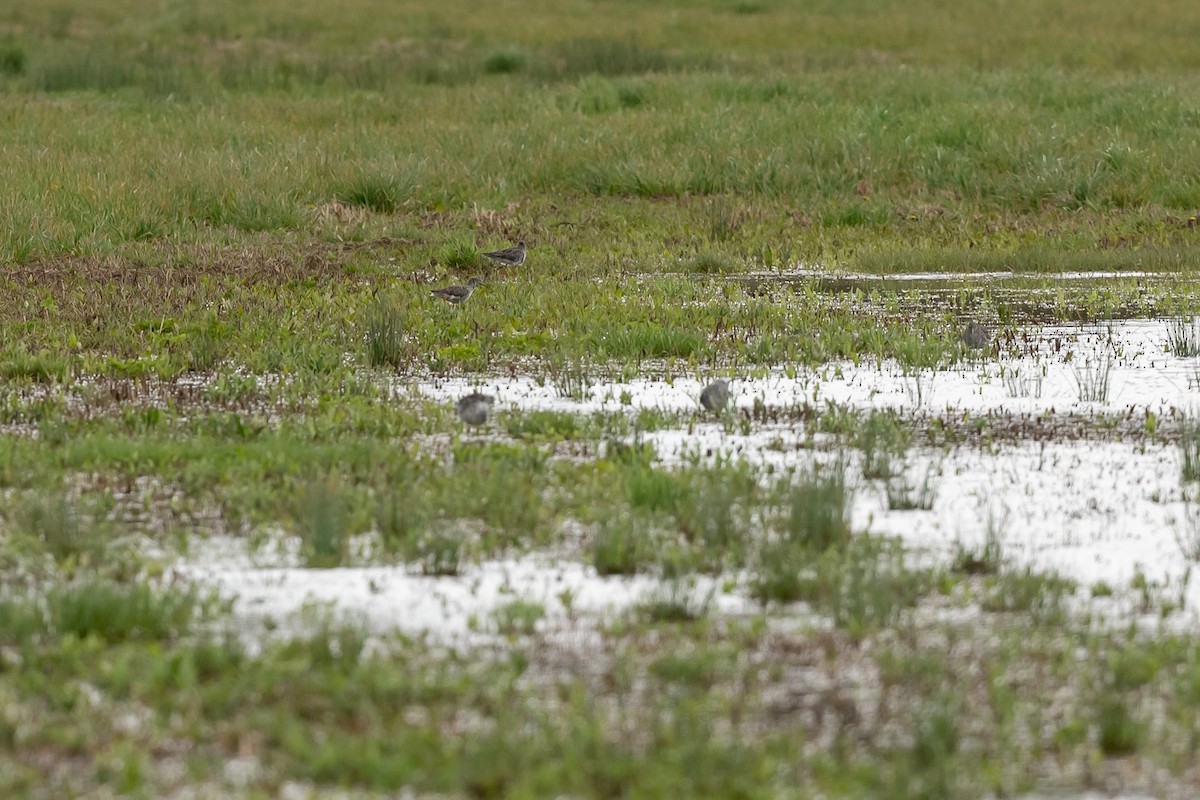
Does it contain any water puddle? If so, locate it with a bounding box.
[753,268,1159,288]
[180,540,760,642]
[417,319,1199,417]
[404,318,1200,627]
[179,319,1200,635]
[735,270,1179,321]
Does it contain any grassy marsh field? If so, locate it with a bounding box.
[4,0,1200,798]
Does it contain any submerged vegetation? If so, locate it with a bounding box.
[3,0,1200,796]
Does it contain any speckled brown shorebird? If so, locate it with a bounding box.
[431,277,482,305]
[456,392,495,425]
[961,321,992,350]
[700,379,731,412]
[481,241,526,267]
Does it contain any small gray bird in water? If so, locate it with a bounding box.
[961,321,992,350]
[481,241,526,267]
[456,393,495,426]
[431,277,482,305]
[699,379,731,412]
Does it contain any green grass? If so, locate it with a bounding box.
[7,491,88,563]
[47,580,204,644]
[857,410,909,480]
[1182,415,1200,482]
[292,477,353,567]
[637,580,713,623]
[5,572,1200,797]
[593,513,654,576]
[363,296,413,369]
[5,0,1200,796]
[886,466,940,511]
[488,598,546,636]
[1166,316,1200,357]
[3,5,1200,268]
[981,567,1075,623]
[1072,356,1114,402]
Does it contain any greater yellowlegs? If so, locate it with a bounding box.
[481,241,526,267]
[456,393,495,425]
[700,379,730,411]
[431,277,482,305]
[961,321,992,350]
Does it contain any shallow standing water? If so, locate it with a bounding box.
[184,318,1200,635]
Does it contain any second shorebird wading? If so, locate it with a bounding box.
[481,241,526,267]
[456,393,495,426]
[700,379,731,412]
[430,277,482,305]
[961,321,992,350]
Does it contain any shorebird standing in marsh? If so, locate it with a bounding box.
[481,240,526,267]
[961,321,992,350]
[456,393,495,426]
[700,379,731,412]
[430,277,482,305]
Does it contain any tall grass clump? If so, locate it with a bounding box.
[780,464,851,553]
[10,491,89,564]
[0,595,43,646]
[293,478,352,568]
[546,353,593,400]
[543,39,672,79]
[637,580,712,623]
[1175,500,1200,562]
[364,298,413,369]
[405,531,465,576]
[1166,317,1200,357]
[624,461,685,513]
[336,173,413,214]
[377,485,464,575]
[980,566,1074,624]
[0,44,25,75]
[754,463,852,603]
[686,252,733,274]
[188,188,303,233]
[489,599,545,636]
[1181,415,1200,483]
[1096,698,1144,756]
[503,410,581,440]
[1072,357,1113,402]
[28,45,137,92]
[0,348,72,383]
[559,75,646,114]
[49,581,200,643]
[673,464,758,569]
[823,538,930,638]
[755,462,929,636]
[438,238,479,270]
[448,443,545,538]
[951,520,1006,576]
[856,411,909,480]
[374,486,419,547]
[1001,364,1044,398]
[593,513,653,576]
[706,197,747,243]
[590,324,705,360]
[886,464,939,511]
[184,318,228,372]
[483,50,525,75]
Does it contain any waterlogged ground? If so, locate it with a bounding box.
[9,0,1200,793]
[173,318,1200,643]
[10,278,1200,798]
